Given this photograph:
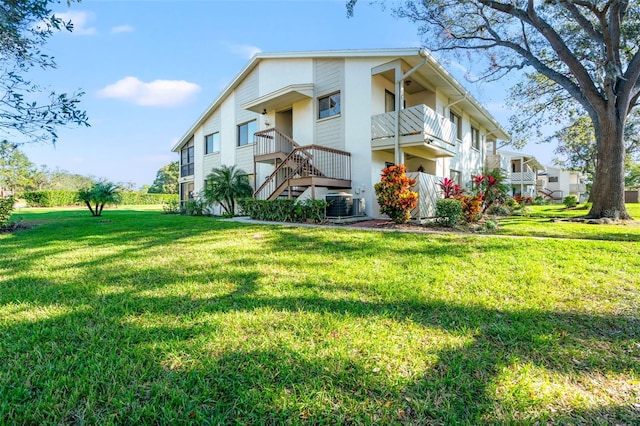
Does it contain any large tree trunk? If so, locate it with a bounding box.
[587,110,631,220]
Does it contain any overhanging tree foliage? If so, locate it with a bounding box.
[348,0,640,220]
[1,0,88,145]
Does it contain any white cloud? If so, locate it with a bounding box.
[223,42,262,59]
[97,76,201,107]
[111,25,134,34]
[54,11,97,36]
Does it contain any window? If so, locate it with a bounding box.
[450,170,462,185]
[471,126,480,150]
[548,176,559,183]
[180,182,194,205]
[180,139,194,177]
[450,111,462,140]
[205,132,220,154]
[237,120,257,147]
[318,92,341,119]
[385,90,395,113]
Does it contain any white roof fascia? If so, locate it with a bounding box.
[417,50,511,141]
[173,47,510,151]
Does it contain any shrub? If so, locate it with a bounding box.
[533,195,547,205]
[162,199,180,214]
[487,204,511,216]
[374,164,418,224]
[435,198,463,227]
[23,190,80,207]
[563,194,579,208]
[0,197,14,228]
[239,198,328,223]
[181,196,208,216]
[119,193,178,205]
[456,194,484,222]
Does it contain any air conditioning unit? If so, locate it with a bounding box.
[352,198,366,216]
[326,193,353,216]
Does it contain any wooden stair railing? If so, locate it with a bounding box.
[254,145,351,200]
[539,187,563,201]
[254,128,300,159]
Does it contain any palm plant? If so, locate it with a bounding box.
[78,181,121,217]
[203,165,253,216]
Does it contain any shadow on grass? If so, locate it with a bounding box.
[0,212,638,423]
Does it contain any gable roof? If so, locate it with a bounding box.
[172,48,510,152]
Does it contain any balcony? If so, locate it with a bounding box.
[254,128,297,163]
[570,183,587,194]
[371,104,455,158]
[509,171,536,183]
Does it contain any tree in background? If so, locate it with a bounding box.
[348,1,640,220]
[551,112,640,195]
[1,0,88,145]
[77,181,120,217]
[0,141,37,195]
[148,161,179,194]
[203,165,253,216]
[625,162,640,189]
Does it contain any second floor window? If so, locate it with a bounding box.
[450,111,462,140]
[205,132,220,154]
[471,126,480,150]
[237,120,257,147]
[180,139,194,177]
[318,92,341,119]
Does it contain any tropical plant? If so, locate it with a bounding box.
[77,182,121,217]
[437,177,464,198]
[374,164,418,224]
[203,165,253,216]
[471,169,510,213]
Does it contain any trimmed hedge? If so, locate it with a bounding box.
[23,191,80,207]
[240,198,328,223]
[23,190,179,207]
[119,193,178,205]
[0,197,14,228]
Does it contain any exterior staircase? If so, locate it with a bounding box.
[253,128,351,200]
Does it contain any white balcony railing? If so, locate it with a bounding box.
[510,171,536,182]
[570,183,587,194]
[372,104,455,144]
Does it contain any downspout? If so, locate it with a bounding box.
[394,49,429,165]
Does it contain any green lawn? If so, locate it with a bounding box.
[1,207,639,424]
[492,203,640,241]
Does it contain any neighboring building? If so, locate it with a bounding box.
[485,148,545,198]
[538,166,588,202]
[173,48,510,218]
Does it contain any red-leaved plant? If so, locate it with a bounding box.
[374,164,418,223]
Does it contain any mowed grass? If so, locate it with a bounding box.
[493,203,640,241]
[1,208,639,424]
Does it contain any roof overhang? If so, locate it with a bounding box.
[241,84,314,113]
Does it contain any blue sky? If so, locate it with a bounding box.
[21,0,552,187]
